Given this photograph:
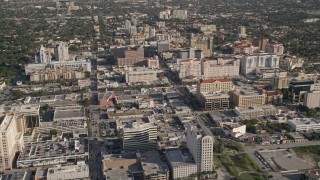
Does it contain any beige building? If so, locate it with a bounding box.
[178,58,240,80]
[231,87,266,108]
[197,78,233,93]
[29,68,85,82]
[240,53,280,75]
[125,67,158,84]
[0,115,24,171]
[198,92,230,111]
[271,76,292,89]
[304,91,320,108]
[147,58,159,68]
[0,81,6,91]
[190,34,213,57]
[187,124,214,173]
[234,105,278,118]
[117,47,145,66]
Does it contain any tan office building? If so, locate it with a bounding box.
[231,87,266,108]
[197,78,233,93]
[117,47,145,66]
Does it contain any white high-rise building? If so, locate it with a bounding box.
[39,45,52,64]
[187,124,214,173]
[0,115,24,171]
[237,26,247,38]
[54,42,69,61]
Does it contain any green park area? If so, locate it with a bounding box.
[213,139,267,180]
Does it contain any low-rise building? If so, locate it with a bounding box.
[165,148,197,179]
[234,105,278,118]
[197,78,233,93]
[53,105,86,122]
[125,67,158,84]
[288,118,320,132]
[46,162,89,180]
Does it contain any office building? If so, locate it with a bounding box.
[0,115,24,171]
[125,67,158,84]
[288,118,320,132]
[197,92,230,111]
[117,47,145,66]
[159,10,171,20]
[178,59,202,79]
[303,91,320,108]
[54,42,69,61]
[252,37,269,51]
[237,26,246,38]
[190,34,213,57]
[265,42,284,55]
[121,120,157,151]
[240,53,280,75]
[197,78,233,93]
[231,87,266,108]
[187,124,214,173]
[149,27,156,38]
[165,148,197,179]
[288,79,314,102]
[157,41,170,53]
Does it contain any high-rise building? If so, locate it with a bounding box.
[187,124,214,172]
[38,45,52,64]
[190,34,213,57]
[125,20,131,30]
[237,26,247,38]
[54,42,69,61]
[252,37,269,52]
[265,42,284,55]
[149,27,156,39]
[0,115,24,171]
[172,9,188,20]
[117,46,145,66]
[240,53,280,75]
[288,79,315,103]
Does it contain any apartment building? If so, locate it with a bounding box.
[125,67,158,84]
[172,9,188,20]
[0,115,24,171]
[197,78,233,93]
[240,53,280,75]
[29,68,85,82]
[117,47,145,66]
[231,87,266,108]
[121,120,157,151]
[187,124,214,173]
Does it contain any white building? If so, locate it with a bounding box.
[0,115,24,171]
[187,124,213,173]
[288,118,320,132]
[231,125,246,138]
[46,162,89,180]
[240,53,280,75]
[54,42,69,61]
[172,9,188,20]
[38,45,52,64]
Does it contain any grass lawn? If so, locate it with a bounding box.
[213,139,266,180]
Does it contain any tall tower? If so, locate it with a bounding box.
[54,42,69,61]
[187,124,214,172]
[39,45,52,64]
[237,26,247,38]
